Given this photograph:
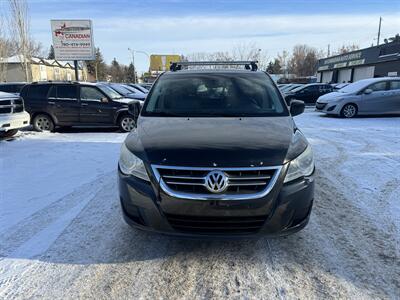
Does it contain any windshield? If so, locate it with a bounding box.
[142,72,288,117]
[98,85,123,99]
[290,85,305,93]
[338,81,369,93]
[131,84,148,93]
[123,85,145,95]
[109,84,134,96]
[287,85,302,92]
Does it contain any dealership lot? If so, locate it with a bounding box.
[0,110,399,299]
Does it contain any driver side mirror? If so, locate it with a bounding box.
[128,100,142,124]
[290,100,305,116]
[364,88,373,95]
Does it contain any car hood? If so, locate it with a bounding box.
[126,117,295,167]
[113,97,141,104]
[318,91,346,103]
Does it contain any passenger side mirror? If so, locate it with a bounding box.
[101,97,109,103]
[128,101,142,123]
[364,88,373,95]
[290,100,305,116]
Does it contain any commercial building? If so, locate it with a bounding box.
[317,41,400,83]
[0,55,87,82]
[144,54,181,83]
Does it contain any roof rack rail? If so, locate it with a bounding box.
[170,61,258,72]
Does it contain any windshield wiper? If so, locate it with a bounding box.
[145,111,188,117]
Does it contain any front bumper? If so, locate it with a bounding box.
[0,111,30,131]
[315,102,341,115]
[118,166,315,238]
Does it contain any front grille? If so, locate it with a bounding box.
[152,165,282,200]
[0,107,11,114]
[165,213,267,234]
[0,98,24,114]
[316,102,327,110]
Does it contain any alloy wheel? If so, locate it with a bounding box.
[35,116,52,131]
[120,116,135,132]
[342,104,356,118]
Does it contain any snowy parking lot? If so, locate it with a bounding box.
[0,110,399,299]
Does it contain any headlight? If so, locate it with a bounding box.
[119,143,150,181]
[284,145,314,183]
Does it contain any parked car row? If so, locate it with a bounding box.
[278,78,400,118]
[0,81,153,137]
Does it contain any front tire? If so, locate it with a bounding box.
[118,115,136,132]
[33,114,55,132]
[341,104,357,118]
[0,129,18,139]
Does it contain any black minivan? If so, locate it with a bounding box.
[118,62,315,237]
[21,82,139,132]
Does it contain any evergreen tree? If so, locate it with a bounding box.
[47,45,55,59]
[126,63,136,83]
[86,47,107,81]
[266,59,282,74]
[109,58,123,82]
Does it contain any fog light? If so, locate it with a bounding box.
[327,105,336,112]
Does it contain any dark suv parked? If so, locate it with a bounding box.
[118,61,315,237]
[0,82,27,95]
[284,83,333,104]
[21,82,138,132]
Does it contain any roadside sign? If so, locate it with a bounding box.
[150,55,180,71]
[50,20,95,61]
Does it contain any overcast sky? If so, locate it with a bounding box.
[14,0,400,72]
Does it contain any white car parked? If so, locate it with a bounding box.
[0,91,30,138]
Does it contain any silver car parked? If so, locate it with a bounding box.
[316,77,400,118]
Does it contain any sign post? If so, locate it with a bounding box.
[51,19,95,81]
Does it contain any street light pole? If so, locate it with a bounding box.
[128,48,136,83]
[128,48,150,83]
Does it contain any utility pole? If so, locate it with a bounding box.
[377,16,382,46]
[74,60,79,81]
[327,44,330,57]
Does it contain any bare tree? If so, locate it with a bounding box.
[231,42,269,69]
[288,44,321,77]
[8,0,32,81]
[277,50,289,75]
[0,9,9,82]
[333,44,360,55]
[185,42,268,70]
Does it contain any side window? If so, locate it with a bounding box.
[80,86,105,101]
[301,87,310,92]
[368,81,387,92]
[319,85,328,92]
[389,81,400,91]
[0,85,11,93]
[308,86,318,92]
[47,86,56,99]
[57,85,78,100]
[26,85,50,100]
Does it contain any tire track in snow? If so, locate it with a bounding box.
[0,171,114,257]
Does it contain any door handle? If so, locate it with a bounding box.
[81,103,88,106]
[48,101,55,105]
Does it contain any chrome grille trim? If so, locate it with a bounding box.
[0,98,24,115]
[151,164,283,200]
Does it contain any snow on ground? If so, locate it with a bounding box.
[0,112,399,299]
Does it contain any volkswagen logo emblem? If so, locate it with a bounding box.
[205,170,228,193]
